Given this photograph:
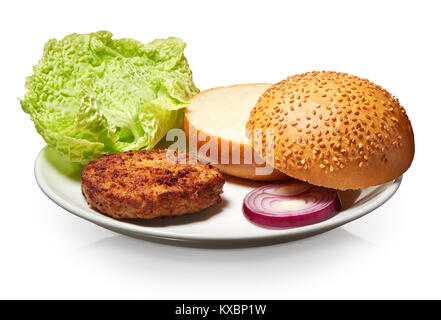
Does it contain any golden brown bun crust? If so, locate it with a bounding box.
[246,71,414,190]
[208,163,289,181]
[184,84,289,181]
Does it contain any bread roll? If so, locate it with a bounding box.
[246,71,414,190]
[184,84,289,181]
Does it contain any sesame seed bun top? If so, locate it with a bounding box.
[246,71,414,190]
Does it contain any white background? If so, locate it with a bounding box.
[1,0,440,299]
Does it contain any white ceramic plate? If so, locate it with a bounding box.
[35,147,401,247]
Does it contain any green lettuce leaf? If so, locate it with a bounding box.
[20,31,198,166]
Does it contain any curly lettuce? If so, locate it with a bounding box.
[20,31,199,165]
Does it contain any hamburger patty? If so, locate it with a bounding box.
[81,149,225,219]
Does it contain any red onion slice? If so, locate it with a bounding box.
[243,180,341,229]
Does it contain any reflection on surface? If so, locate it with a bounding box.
[79,227,373,262]
[71,227,376,299]
[43,146,82,181]
[67,225,380,300]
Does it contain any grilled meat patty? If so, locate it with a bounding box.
[81,149,225,219]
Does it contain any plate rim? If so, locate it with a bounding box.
[34,147,402,243]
